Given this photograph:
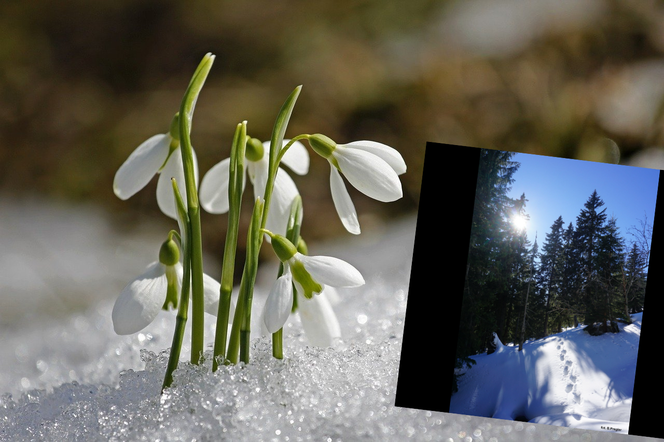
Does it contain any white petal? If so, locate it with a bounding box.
[113,134,171,200]
[248,156,269,200]
[199,158,232,214]
[112,261,167,335]
[298,253,365,288]
[261,139,310,176]
[334,148,402,202]
[279,139,310,175]
[157,148,199,219]
[173,261,184,286]
[322,285,341,306]
[342,140,407,175]
[262,168,301,236]
[329,167,361,235]
[298,292,341,347]
[263,273,294,333]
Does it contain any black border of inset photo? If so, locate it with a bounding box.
[395,141,664,440]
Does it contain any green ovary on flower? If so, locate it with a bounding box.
[308,133,336,158]
[245,137,264,162]
[159,237,180,266]
[265,230,298,262]
[159,236,181,310]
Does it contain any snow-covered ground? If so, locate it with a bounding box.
[0,197,661,441]
[450,314,642,434]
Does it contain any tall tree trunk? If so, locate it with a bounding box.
[543,291,550,336]
[519,280,530,351]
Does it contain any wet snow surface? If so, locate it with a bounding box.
[0,198,660,441]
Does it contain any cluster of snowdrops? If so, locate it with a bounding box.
[110,53,407,391]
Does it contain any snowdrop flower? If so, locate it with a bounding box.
[112,237,221,335]
[199,138,309,235]
[308,134,406,235]
[260,277,342,347]
[113,113,198,219]
[260,230,364,334]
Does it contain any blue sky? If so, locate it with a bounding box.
[505,152,660,254]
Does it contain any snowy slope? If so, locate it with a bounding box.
[450,313,642,434]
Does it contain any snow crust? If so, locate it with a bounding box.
[0,198,659,441]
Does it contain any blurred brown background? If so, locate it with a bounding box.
[2,0,664,258]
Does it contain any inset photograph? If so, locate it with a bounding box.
[449,149,659,435]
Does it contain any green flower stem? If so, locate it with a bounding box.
[163,179,191,392]
[241,198,263,364]
[225,271,246,364]
[226,198,263,364]
[226,85,302,365]
[212,121,247,371]
[247,86,302,362]
[162,264,190,391]
[261,86,302,231]
[276,134,310,165]
[179,53,215,364]
[272,195,303,359]
[188,210,205,364]
[272,329,283,359]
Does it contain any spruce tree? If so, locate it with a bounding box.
[539,216,565,336]
[519,234,538,351]
[623,215,652,316]
[573,190,608,328]
[561,222,582,326]
[595,216,624,331]
[497,193,531,345]
[622,242,647,316]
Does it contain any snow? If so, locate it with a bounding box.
[451,314,643,435]
[0,197,662,441]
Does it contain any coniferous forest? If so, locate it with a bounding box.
[455,150,652,385]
